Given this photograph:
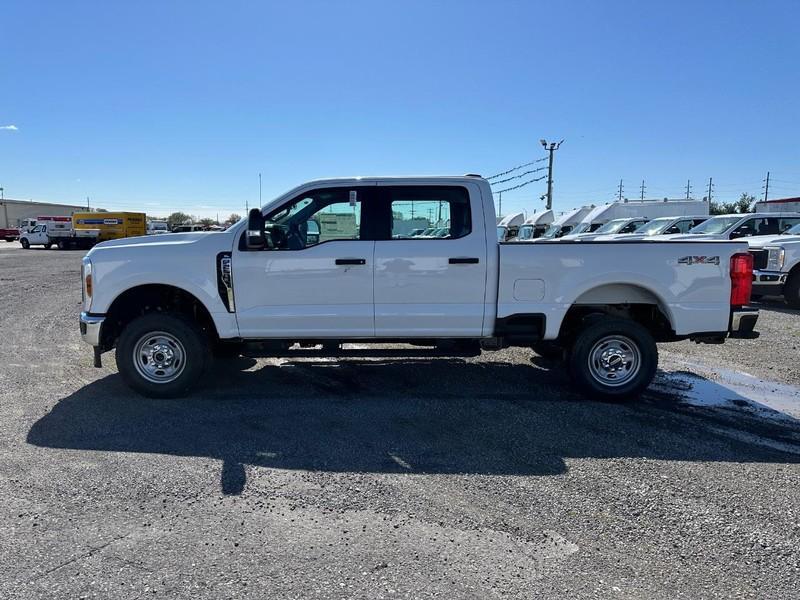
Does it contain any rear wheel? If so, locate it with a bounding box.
[785,271,800,310]
[568,318,657,401]
[116,313,210,398]
[57,239,66,250]
[20,238,30,249]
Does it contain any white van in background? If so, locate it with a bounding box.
[514,210,555,241]
[534,206,593,240]
[496,212,526,241]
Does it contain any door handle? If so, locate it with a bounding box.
[449,257,479,264]
[335,258,366,265]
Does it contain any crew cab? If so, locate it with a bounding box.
[79,176,759,400]
[747,223,800,308]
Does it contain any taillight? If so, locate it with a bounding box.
[730,252,753,306]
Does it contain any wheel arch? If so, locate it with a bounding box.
[560,283,676,342]
[100,283,219,351]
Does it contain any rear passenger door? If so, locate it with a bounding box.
[373,184,488,337]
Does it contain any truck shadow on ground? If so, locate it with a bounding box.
[27,356,800,495]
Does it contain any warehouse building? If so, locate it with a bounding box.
[0,198,89,228]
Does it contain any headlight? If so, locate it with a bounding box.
[766,246,785,271]
[82,258,93,311]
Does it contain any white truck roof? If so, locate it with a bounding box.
[498,212,526,228]
[578,199,709,226]
[523,210,555,226]
[553,206,593,226]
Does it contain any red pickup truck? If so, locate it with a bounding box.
[0,227,20,242]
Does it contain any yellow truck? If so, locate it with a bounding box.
[72,212,146,242]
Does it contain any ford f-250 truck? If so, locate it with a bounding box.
[79,176,759,400]
[747,222,800,307]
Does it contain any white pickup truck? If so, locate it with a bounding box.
[747,223,800,307]
[20,222,100,250]
[79,176,759,400]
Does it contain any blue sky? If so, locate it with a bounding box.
[2,0,800,219]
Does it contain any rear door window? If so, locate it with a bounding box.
[382,186,472,240]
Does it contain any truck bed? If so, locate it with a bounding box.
[498,239,747,339]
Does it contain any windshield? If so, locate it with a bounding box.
[541,224,572,239]
[783,223,800,235]
[633,217,674,236]
[594,218,631,235]
[517,225,534,240]
[571,222,592,235]
[688,215,742,234]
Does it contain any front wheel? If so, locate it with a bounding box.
[785,271,800,310]
[568,318,657,401]
[116,313,211,398]
[20,238,30,249]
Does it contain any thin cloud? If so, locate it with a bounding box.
[0,125,18,131]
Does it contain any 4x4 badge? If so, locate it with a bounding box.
[678,255,720,265]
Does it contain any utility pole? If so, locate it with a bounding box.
[0,187,4,200]
[540,139,564,210]
[617,179,624,202]
[86,196,90,210]
[685,179,692,200]
[707,177,713,203]
[640,180,646,201]
[498,192,502,217]
[763,171,770,202]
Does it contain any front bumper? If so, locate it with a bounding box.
[729,306,759,339]
[752,270,787,295]
[79,312,105,347]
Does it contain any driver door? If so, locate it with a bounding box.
[29,225,48,245]
[232,185,377,338]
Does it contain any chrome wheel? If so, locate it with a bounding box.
[132,331,187,384]
[587,334,641,387]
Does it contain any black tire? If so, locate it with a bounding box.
[116,313,211,398]
[20,238,30,249]
[785,271,800,310]
[568,318,658,401]
[531,341,565,360]
[57,239,66,250]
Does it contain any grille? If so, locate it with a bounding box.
[749,249,768,270]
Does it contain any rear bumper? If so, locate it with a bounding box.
[728,307,759,339]
[79,312,105,346]
[752,270,786,295]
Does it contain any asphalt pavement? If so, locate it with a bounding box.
[1,243,798,599]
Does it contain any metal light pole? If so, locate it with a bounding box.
[540,139,564,210]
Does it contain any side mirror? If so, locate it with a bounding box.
[246,208,266,249]
[731,227,751,239]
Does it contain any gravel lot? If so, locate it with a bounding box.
[1,242,799,599]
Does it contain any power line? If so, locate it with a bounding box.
[492,174,547,194]
[486,157,548,180]
[489,166,547,186]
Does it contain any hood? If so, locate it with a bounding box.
[656,233,717,241]
[747,234,800,248]
[87,231,225,254]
